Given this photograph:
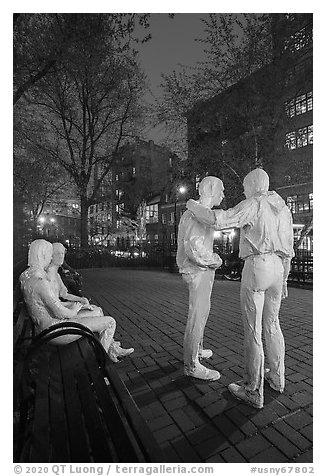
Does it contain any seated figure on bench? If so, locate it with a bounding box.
[47,242,103,318]
[20,239,134,362]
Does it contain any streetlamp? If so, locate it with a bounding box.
[174,185,187,245]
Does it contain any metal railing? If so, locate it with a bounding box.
[64,247,313,284]
[289,256,313,284]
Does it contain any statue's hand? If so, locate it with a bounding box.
[81,304,94,311]
[80,297,89,305]
[209,253,223,269]
[72,302,83,313]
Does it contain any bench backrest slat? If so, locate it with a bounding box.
[77,339,144,462]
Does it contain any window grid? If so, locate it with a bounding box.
[145,204,159,224]
[285,125,313,150]
[285,91,312,118]
[286,193,313,214]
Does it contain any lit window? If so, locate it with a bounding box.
[308,125,313,144]
[285,91,312,117]
[145,203,159,223]
[286,195,297,213]
[285,125,313,149]
[285,131,296,150]
[297,127,308,148]
[307,91,313,111]
[132,167,136,175]
[285,99,295,118]
[309,193,313,209]
[286,194,312,214]
[296,94,307,115]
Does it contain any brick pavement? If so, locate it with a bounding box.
[82,267,313,464]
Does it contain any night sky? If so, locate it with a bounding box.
[136,13,210,141]
[137,13,209,99]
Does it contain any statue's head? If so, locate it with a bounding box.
[28,239,53,269]
[199,176,224,207]
[243,168,269,199]
[52,242,66,266]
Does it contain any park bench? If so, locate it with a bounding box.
[13,282,164,463]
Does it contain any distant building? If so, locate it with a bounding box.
[89,139,180,248]
[272,13,313,254]
[187,13,313,255]
[36,197,81,247]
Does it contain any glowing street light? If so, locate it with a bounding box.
[174,184,187,244]
[39,216,46,224]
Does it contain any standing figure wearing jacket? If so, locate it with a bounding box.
[186,169,294,408]
[177,176,226,381]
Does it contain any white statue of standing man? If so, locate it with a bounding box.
[177,176,236,380]
[186,169,294,408]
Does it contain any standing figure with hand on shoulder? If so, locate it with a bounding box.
[186,169,294,408]
[177,176,226,381]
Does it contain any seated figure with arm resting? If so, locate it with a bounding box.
[20,240,134,362]
[47,242,103,318]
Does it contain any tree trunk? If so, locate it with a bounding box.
[80,194,89,249]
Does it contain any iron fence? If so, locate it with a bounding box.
[288,256,313,285]
[64,247,313,285]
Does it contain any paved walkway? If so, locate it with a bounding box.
[82,267,313,464]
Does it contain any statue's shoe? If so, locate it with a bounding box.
[228,383,263,409]
[198,349,213,359]
[264,369,284,393]
[117,347,134,358]
[185,364,220,381]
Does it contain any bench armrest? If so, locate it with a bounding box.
[27,322,108,366]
